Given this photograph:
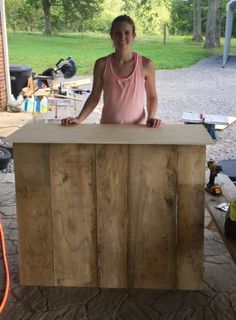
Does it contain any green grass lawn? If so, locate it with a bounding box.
[7,32,236,75]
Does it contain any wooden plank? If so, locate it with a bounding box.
[177,145,205,290]
[181,112,229,124]
[181,112,204,123]
[128,145,178,289]
[53,94,83,101]
[205,194,236,265]
[11,125,211,289]
[96,145,128,288]
[63,78,92,88]
[205,174,236,265]
[217,173,236,201]
[205,114,229,124]
[6,123,213,146]
[50,144,97,286]
[13,143,53,285]
[215,116,236,130]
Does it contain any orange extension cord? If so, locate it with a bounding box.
[0,223,10,314]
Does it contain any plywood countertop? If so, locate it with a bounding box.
[6,123,213,145]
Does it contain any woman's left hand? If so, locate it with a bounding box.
[146,118,161,128]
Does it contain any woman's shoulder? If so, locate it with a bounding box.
[96,56,107,62]
[94,55,111,71]
[137,54,156,77]
[140,55,155,70]
[93,56,109,75]
[95,55,112,65]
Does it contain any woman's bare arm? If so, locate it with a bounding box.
[61,57,106,126]
[142,57,161,128]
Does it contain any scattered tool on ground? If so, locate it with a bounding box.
[206,160,223,195]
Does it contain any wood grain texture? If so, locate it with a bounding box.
[205,174,236,265]
[13,143,53,285]
[7,123,213,145]
[177,146,205,290]
[50,144,97,286]
[96,145,128,288]
[12,124,208,288]
[128,145,178,289]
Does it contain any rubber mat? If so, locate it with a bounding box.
[219,159,236,182]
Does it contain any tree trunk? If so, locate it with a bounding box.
[13,22,16,35]
[204,0,222,48]
[193,0,203,41]
[42,0,52,35]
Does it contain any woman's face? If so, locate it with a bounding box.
[111,21,136,51]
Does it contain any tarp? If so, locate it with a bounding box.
[223,0,236,67]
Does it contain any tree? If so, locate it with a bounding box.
[24,0,52,34]
[5,0,43,33]
[42,0,52,35]
[122,0,171,34]
[24,0,104,35]
[192,0,203,41]
[204,0,222,48]
[61,0,104,34]
[5,0,22,33]
[169,0,193,35]
[88,0,123,33]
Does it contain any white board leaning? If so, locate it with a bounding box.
[223,0,236,67]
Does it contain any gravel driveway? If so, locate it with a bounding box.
[157,54,236,163]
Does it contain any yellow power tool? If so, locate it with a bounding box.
[206,161,222,196]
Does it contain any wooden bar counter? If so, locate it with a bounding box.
[7,123,212,289]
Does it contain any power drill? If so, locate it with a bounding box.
[206,161,222,195]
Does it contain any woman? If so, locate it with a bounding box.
[61,15,161,128]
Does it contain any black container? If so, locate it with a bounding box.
[10,64,32,98]
[218,159,236,182]
[0,146,11,170]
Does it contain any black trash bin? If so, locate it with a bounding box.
[10,64,32,98]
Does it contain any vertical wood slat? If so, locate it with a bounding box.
[177,145,205,290]
[50,144,97,286]
[14,143,53,285]
[96,144,128,288]
[128,145,178,289]
[14,141,206,289]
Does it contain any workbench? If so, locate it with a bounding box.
[7,123,212,289]
[181,111,231,140]
[205,174,236,265]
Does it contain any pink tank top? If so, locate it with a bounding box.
[101,53,146,124]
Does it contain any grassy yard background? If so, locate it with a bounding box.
[7,32,236,75]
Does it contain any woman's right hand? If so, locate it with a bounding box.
[146,118,162,128]
[61,117,80,126]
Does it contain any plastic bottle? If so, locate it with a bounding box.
[16,94,24,111]
[27,96,34,113]
[40,96,48,123]
[8,94,16,106]
[35,97,41,113]
[40,96,48,113]
[24,98,28,112]
[7,94,17,112]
